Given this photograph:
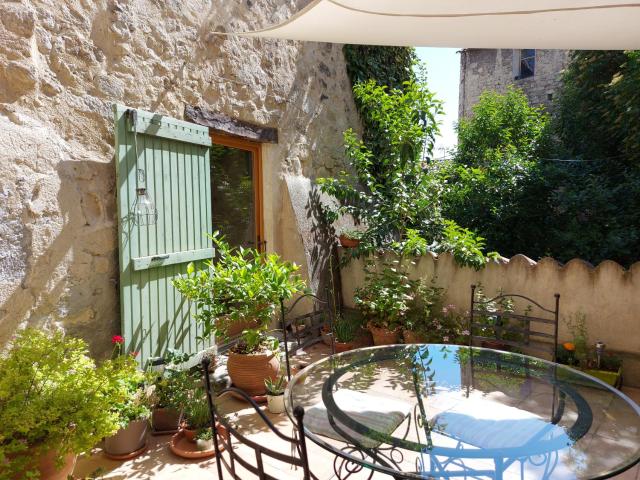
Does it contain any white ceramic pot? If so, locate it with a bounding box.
[267,394,285,414]
[196,438,214,451]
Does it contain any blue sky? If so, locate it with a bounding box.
[415,47,461,158]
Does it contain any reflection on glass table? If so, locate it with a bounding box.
[284,344,640,480]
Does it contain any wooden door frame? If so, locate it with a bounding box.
[210,133,265,251]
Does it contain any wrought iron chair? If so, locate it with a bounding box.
[279,288,336,380]
[201,358,314,480]
[468,285,560,361]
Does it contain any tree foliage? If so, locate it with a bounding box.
[556,50,640,163]
[343,45,417,166]
[319,77,497,270]
[444,51,640,267]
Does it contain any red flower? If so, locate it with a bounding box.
[111,335,125,345]
[130,351,139,358]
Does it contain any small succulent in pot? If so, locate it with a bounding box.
[264,375,287,414]
[195,428,214,451]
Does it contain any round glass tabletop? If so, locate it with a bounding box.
[285,344,640,480]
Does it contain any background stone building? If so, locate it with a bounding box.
[458,49,570,118]
[0,0,357,357]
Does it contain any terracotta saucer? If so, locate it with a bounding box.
[169,430,221,459]
[104,444,147,461]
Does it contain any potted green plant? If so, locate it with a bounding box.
[338,229,363,248]
[264,375,287,414]
[0,329,132,480]
[181,389,211,442]
[557,313,623,388]
[149,362,197,434]
[354,260,414,345]
[333,315,357,352]
[173,232,306,396]
[195,428,214,451]
[103,338,153,459]
[403,278,444,344]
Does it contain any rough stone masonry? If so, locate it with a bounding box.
[0,0,359,356]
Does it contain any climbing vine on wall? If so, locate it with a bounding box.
[343,45,417,162]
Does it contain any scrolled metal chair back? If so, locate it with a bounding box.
[468,285,560,361]
[201,359,312,480]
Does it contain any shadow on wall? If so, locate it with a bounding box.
[0,157,119,357]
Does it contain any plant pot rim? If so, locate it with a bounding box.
[228,349,278,358]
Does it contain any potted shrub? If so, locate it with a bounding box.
[104,338,153,459]
[181,389,211,442]
[264,376,287,414]
[338,229,363,248]
[354,260,414,345]
[173,232,306,396]
[333,315,357,352]
[0,329,132,479]
[403,278,444,344]
[149,363,197,434]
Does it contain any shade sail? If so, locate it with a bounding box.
[242,0,640,49]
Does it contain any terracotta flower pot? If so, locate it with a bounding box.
[403,330,427,344]
[227,350,280,396]
[182,427,197,443]
[104,419,149,458]
[10,449,77,480]
[152,407,182,433]
[339,235,360,248]
[334,341,355,353]
[367,323,401,345]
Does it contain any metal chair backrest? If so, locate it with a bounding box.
[201,359,312,480]
[279,289,335,380]
[468,285,560,361]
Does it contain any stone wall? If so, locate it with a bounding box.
[0,0,359,357]
[341,251,640,386]
[459,49,570,118]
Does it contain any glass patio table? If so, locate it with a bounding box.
[285,344,640,479]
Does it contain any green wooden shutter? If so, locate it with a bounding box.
[113,104,213,363]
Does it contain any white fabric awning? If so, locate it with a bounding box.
[242,0,640,49]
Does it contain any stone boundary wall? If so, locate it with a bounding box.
[340,250,640,386]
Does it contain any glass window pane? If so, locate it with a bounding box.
[211,144,255,249]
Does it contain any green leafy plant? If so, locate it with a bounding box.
[354,259,415,330]
[149,362,199,413]
[173,232,306,354]
[340,229,364,240]
[182,389,211,431]
[0,329,134,479]
[565,312,590,367]
[333,316,357,343]
[196,428,213,441]
[107,341,153,430]
[264,376,286,396]
[318,74,496,268]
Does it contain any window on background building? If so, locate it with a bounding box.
[516,49,535,79]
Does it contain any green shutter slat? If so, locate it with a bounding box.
[113,104,213,364]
